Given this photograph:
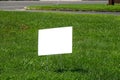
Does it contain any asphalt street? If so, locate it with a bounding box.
[0,1,120,15]
[0,1,107,10]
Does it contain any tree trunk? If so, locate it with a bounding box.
[108,0,114,5]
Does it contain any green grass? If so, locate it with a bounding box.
[0,11,120,80]
[26,4,120,12]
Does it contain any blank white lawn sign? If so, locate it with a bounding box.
[38,27,72,56]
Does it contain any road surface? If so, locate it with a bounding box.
[0,1,107,10]
[1,1,119,15]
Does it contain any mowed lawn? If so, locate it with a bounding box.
[0,11,120,80]
[26,4,120,12]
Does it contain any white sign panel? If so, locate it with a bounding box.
[38,27,72,56]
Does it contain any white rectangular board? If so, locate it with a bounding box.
[38,26,72,56]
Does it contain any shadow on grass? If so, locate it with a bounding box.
[54,68,88,73]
